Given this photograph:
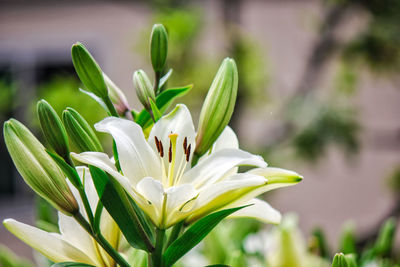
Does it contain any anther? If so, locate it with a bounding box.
[154,136,160,153]
[159,140,164,157]
[183,137,188,153]
[168,141,172,163]
[186,144,191,162]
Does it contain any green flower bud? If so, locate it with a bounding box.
[71,42,108,99]
[195,58,238,158]
[133,70,155,109]
[103,73,130,116]
[37,100,70,160]
[150,24,168,72]
[4,119,78,215]
[62,107,103,153]
[332,253,348,267]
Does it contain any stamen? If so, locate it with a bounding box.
[183,137,188,153]
[155,136,160,153]
[186,144,191,162]
[159,140,164,157]
[168,141,172,163]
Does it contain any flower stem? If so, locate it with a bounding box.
[74,212,130,267]
[150,228,166,267]
[154,71,161,95]
[104,96,119,117]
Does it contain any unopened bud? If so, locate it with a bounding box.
[62,108,103,153]
[133,70,155,109]
[37,100,70,159]
[4,119,78,215]
[103,73,130,116]
[332,253,348,267]
[195,58,238,158]
[150,24,168,72]
[71,42,108,99]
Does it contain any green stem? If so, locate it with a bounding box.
[78,186,94,225]
[154,71,161,95]
[74,213,130,267]
[150,228,166,267]
[104,96,119,117]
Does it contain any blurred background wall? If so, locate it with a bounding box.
[1,0,400,261]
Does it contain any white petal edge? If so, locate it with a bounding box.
[181,148,267,188]
[95,117,162,184]
[227,198,282,224]
[3,219,96,265]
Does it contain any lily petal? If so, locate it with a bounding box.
[241,167,303,201]
[181,148,267,188]
[187,173,267,223]
[95,117,162,184]
[3,219,95,265]
[136,177,164,210]
[58,213,102,265]
[164,184,198,227]
[227,198,282,224]
[72,152,147,207]
[211,126,239,151]
[148,104,196,177]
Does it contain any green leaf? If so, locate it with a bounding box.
[93,201,103,234]
[149,97,162,121]
[46,150,82,189]
[52,262,95,267]
[163,205,249,267]
[89,166,154,251]
[135,85,192,127]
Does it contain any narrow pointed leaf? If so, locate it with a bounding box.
[93,201,103,234]
[149,98,162,121]
[135,85,192,127]
[163,205,249,267]
[89,166,154,251]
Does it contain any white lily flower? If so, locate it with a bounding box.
[72,104,302,229]
[3,167,120,266]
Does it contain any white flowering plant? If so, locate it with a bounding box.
[3,24,302,267]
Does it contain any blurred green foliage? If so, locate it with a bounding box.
[0,245,33,267]
[343,0,400,72]
[26,75,106,130]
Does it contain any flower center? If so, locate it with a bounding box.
[154,134,191,187]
